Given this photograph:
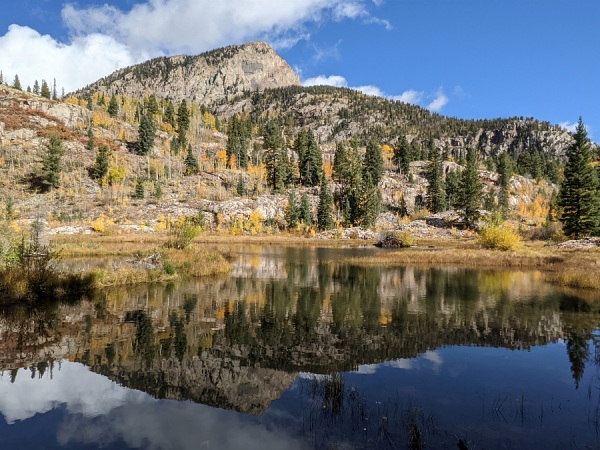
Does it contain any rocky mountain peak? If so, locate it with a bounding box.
[76,41,301,106]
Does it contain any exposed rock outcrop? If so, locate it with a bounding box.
[75,42,301,107]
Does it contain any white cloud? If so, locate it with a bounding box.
[393,89,424,105]
[61,0,386,57]
[1,0,389,92]
[355,85,385,97]
[302,74,448,111]
[427,88,448,112]
[0,24,137,93]
[559,121,578,133]
[303,74,349,87]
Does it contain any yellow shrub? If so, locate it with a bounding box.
[91,215,114,233]
[478,223,521,251]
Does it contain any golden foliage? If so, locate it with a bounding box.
[108,165,127,185]
[478,223,521,251]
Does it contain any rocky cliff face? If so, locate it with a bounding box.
[76,42,300,106]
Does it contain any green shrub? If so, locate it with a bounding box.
[166,220,200,249]
[163,261,176,275]
[478,223,520,251]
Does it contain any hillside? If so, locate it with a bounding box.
[0,83,555,237]
[0,40,575,237]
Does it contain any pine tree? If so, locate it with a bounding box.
[298,130,323,187]
[92,145,111,183]
[300,193,312,226]
[359,172,382,228]
[285,190,300,228]
[226,115,250,169]
[134,178,145,199]
[333,142,350,185]
[394,135,411,175]
[317,177,334,231]
[177,100,190,135]
[26,86,31,93]
[12,74,21,90]
[85,93,93,111]
[164,101,176,128]
[39,136,64,192]
[363,139,384,186]
[136,113,155,155]
[426,151,445,213]
[33,80,40,95]
[108,95,119,118]
[40,80,51,99]
[52,79,57,100]
[184,144,199,175]
[236,175,246,196]
[146,94,159,116]
[497,152,513,211]
[265,146,287,193]
[558,117,600,237]
[264,121,287,193]
[86,127,95,151]
[445,170,460,210]
[154,181,163,199]
[457,148,483,228]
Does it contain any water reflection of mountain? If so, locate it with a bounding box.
[1,258,600,413]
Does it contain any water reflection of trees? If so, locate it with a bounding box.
[3,263,600,398]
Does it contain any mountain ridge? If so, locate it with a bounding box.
[75,41,301,107]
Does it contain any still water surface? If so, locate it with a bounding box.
[1,245,600,449]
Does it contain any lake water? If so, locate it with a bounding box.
[1,245,600,449]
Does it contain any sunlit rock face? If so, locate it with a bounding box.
[76,42,301,107]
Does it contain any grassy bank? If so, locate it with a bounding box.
[51,232,600,290]
[350,238,600,290]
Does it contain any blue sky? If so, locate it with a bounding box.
[1,0,598,137]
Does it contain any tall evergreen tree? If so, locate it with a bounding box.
[299,130,323,187]
[558,118,600,237]
[317,177,334,231]
[85,93,94,111]
[164,101,176,128]
[184,144,199,175]
[300,193,312,226]
[426,151,446,213]
[332,142,350,185]
[33,80,40,95]
[39,136,64,192]
[264,120,288,192]
[359,172,382,228]
[497,152,513,211]
[445,170,460,210]
[12,74,21,90]
[177,100,190,135]
[146,94,159,116]
[285,190,300,228]
[265,146,287,193]
[363,139,384,186]
[92,145,111,183]
[226,115,250,169]
[134,178,145,199]
[393,135,411,175]
[107,95,119,118]
[40,80,51,99]
[136,113,155,155]
[457,147,483,228]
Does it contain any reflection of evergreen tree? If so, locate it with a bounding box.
[131,311,156,365]
[566,331,589,389]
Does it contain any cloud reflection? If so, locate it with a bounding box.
[0,362,307,450]
[354,350,443,375]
